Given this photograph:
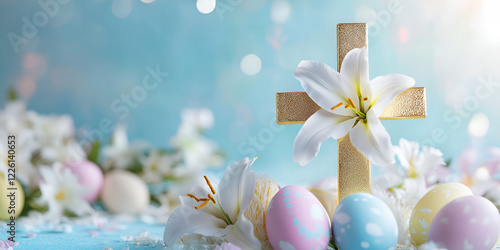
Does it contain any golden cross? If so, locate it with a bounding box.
[276,23,427,202]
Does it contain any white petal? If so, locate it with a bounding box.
[369,74,415,116]
[340,47,371,104]
[350,109,395,166]
[163,206,228,247]
[416,146,445,175]
[179,194,221,219]
[217,158,257,221]
[224,214,261,249]
[403,177,427,198]
[294,60,357,116]
[394,138,419,171]
[293,109,357,166]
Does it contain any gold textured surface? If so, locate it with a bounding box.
[276,92,319,125]
[276,88,426,124]
[338,133,371,201]
[337,23,367,71]
[380,87,427,120]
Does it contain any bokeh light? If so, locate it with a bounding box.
[468,113,489,137]
[112,0,132,18]
[240,54,262,75]
[16,77,36,99]
[196,0,216,14]
[271,0,291,24]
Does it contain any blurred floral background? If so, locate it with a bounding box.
[2,0,500,201]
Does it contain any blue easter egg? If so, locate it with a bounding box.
[332,193,398,250]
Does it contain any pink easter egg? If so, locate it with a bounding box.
[266,185,330,250]
[428,196,500,249]
[65,160,104,202]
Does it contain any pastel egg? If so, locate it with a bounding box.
[101,170,150,214]
[428,196,500,249]
[65,160,103,202]
[266,185,331,250]
[332,193,398,250]
[0,174,24,220]
[409,183,472,245]
[309,177,338,220]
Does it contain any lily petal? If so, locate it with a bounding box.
[224,214,262,249]
[350,109,395,166]
[418,146,445,175]
[163,206,228,247]
[294,60,357,116]
[369,74,415,116]
[340,47,371,105]
[293,109,357,166]
[394,138,419,171]
[217,157,257,221]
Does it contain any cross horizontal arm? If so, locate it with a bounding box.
[276,87,426,125]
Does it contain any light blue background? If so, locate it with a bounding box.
[1,0,500,186]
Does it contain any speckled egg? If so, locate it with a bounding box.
[266,185,331,250]
[428,196,500,249]
[65,160,103,202]
[332,193,398,250]
[409,183,472,245]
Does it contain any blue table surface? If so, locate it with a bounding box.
[2,220,167,250]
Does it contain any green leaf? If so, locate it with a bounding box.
[88,140,101,165]
[7,87,17,101]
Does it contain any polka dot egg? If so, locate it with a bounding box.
[266,185,331,250]
[428,196,500,250]
[332,193,398,250]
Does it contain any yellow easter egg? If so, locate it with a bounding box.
[409,183,472,245]
[0,174,25,221]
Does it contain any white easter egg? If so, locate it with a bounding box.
[101,170,150,214]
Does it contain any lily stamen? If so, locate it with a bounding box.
[195,200,209,209]
[208,193,216,203]
[363,97,368,101]
[204,175,216,195]
[187,193,200,202]
[348,98,356,109]
[331,102,343,110]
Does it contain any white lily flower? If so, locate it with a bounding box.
[179,108,215,135]
[102,124,149,170]
[393,138,446,198]
[163,157,261,249]
[292,47,415,166]
[36,165,93,218]
[141,150,178,184]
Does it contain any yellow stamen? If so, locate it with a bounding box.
[204,175,216,195]
[55,191,65,201]
[187,193,200,202]
[348,98,356,109]
[363,97,368,101]
[208,193,216,203]
[344,104,350,108]
[330,102,343,110]
[195,200,209,209]
[199,198,210,202]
